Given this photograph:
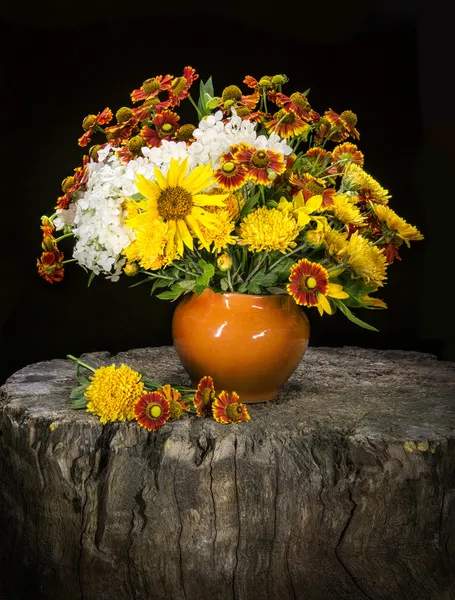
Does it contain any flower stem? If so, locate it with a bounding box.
[55,233,74,243]
[244,253,267,285]
[267,242,308,272]
[67,355,96,373]
[63,258,77,265]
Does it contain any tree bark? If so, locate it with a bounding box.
[1,346,455,600]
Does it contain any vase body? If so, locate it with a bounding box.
[172,289,310,403]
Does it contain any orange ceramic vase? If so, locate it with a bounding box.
[172,288,310,403]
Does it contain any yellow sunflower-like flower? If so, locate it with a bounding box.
[85,364,145,424]
[342,164,390,204]
[134,158,228,255]
[239,206,300,253]
[372,204,424,247]
[328,194,365,227]
[342,231,388,287]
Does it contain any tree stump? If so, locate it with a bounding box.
[1,346,455,600]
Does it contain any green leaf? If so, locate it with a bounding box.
[129,276,153,289]
[303,88,310,97]
[203,76,214,98]
[87,272,96,288]
[220,277,229,291]
[250,272,278,288]
[194,259,215,295]
[142,379,162,390]
[156,283,186,301]
[70,385,88,400]
[130,192,146,201]
[240,190,261,217]
[332,299,379,332]
[267,286,288,295]
[151,278,173,294]
[72,395,88,410]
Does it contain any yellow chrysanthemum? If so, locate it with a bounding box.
[372,204,424,247]
[205,188,243,221]
[341,231,388,287]
[123,217,176,270]
[329,194,365,227]
[342,164,390,204]
[134,158,228,255]
[198,210,237,252]
[322,225,349,258]
[238,207,300,253]
[85,364,145,424]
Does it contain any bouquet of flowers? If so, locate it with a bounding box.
[38,66,423,331]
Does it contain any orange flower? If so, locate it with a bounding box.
[56,156,89,210]
[130,74,173,103]
[274,92,311,119]
[168,66,198,107]
[40,216,55,237]
[265,109,309,139]
[325,109,360,141]
[159,384,190,421]
[332,142,364,170]
[214,154,249,191]
[78,107,113,147]
[234,145,286,185]
[134,391,170,431]
[193,376,216,417]
[212,391,250,424]
[37,251,64,284]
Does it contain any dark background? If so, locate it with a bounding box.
[1,0,453,385]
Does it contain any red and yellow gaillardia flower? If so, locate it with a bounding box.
[130,74,173,103]
[265,109,310,139]
[332,142,364,170]
[168,66,199,107]
[134,391,170,431]
[287,258,349,315]
[214,154,249,191]
[212,391,250,424]
[234,144,286,185]
[141,110,181,147]
[274,91,311,118]
[158,384,190,421]
[194,376,216,417]
[78,107,113,147]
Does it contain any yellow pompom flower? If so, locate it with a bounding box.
[342,231,388,287]
[323,225,350,258]
[329,194,365,227]
[372,204,424,247]
[85,364,145,424]
[239,207,300,253]
[123,212,176,270]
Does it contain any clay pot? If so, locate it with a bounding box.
[172,288,310,403]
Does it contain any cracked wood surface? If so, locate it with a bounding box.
[1,345,455,600]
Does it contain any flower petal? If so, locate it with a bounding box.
[317,293,332,315]
[135,175,161,201]
[176,219,193,250]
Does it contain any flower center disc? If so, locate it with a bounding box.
[202,388,213,405]
[171,76,187,96]
[226,404,243,421]
[222,161,236,174]
[278,110,296,125]
[251,150,269,169]
[146,403,162,419]
[299,275,318,292]
[158,186,193,220]
[161,123,173,134]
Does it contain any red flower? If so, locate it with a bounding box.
[37,251,64,284]
[78,107,113,147]
[212,391,250,424]
[168,66,199,107]
[193,376,216,417]
[134,391,170,431]
[234,144,286,185]
[214,153,249,191]
[274,92,311,119]
[287,259,329,308]
[130,74,173,103]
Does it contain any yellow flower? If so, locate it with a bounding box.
[278,190,323,228]
[123,213,176,270]
[329,194,365,227]
[342,231,388,287]
[362,294,387,309]
[323,225,349,258]
[85,364,145,424]
[238,206,300,253]
[372,204,424,247]
[342,163,391,204]
[198,210,237,252]
[134,158,228,255]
